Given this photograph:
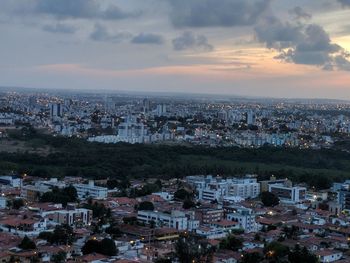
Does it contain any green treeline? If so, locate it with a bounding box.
[0,131,350,189]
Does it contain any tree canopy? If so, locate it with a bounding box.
[82,238,118,256]
[260,191,280,207]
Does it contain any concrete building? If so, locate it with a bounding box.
[43,207,93,226]
[116,115,149,144]
[137,210,189,230]
[226,206,258,233]
[189,175,260,202]
[73,180,108,200]
[49,103,63,119]
[259,175,292,192]
[21,184,51,202]
[195,208,224,224]
[0,175,22,188]
[0,196,7,209]
[269,184,306,204]
[228,178,260,199]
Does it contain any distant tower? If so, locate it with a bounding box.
[63,98,72,112]
[28,96,37,109]
[143,99,151,113]
[156,104,167,117]
[49,103,63,119]
[247,110,256,125]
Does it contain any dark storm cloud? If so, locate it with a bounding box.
[90,24,132,43]
[172,31,213,52]
[131,33,164,45]
[254,16,304,50]
[288,6,312,20]
[34,0,139,20]
[42,23,76,34]
[255,16,350,70]
[167,0,271,28]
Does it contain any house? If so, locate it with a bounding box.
[137,210,188,230]
[0,216,48,237]
[211,220,240,234]
[316,249,343,263]
[196,226,226,239]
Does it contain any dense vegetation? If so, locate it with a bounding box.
[260,191,280,207]
[82,238,118,256]
[40,185,77,205]
[1,129,350,189]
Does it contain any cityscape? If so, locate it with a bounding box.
[1,0,350,263]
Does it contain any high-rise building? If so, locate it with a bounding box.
[143,98,151,113]
[247,110,256,125]
[156,104,167,117]
[117,115,148,144]
[49,103,63,119]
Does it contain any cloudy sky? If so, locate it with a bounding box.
[1,0,350,99]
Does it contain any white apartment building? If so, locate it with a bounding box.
[228,178,260,199]
[226,206,258,233]
[137,210,190,230]
[0,196,7,209]
[316,250,343,263]
[189,175,260,202]
[0,175,22,188]
[269,184,307,204]
[152,192,174,201]
[73,180,108,200]
[43,208,93,226]
[117,115,148,144]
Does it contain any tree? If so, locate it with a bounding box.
[99,238,118,256]
[155,179,162,189]
[82,238,118,256]
[12,198,25,210]
[18,236,36,250]
[219,235,243,251]
[51,251,67,263]
[40,225,75,245]
[175,236,213,263]
[264,242,289,261]
[84,201,110,219]
[242,252,263,263]
[138,201,155,211]
[82,239,99,255]
[174,189,192,200]
[254,233,261,241]
[288,245,318,263]
[183,199,196,209]
[283,225,299,239]
[260,191,280,207]
[105,224,122,237]
[40,186,77,206]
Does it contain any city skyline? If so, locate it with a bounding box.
[1,0,350,99]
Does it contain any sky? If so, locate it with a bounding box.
[1,0,350,99]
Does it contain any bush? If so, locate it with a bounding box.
[18,236,36,250]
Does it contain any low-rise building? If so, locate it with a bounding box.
[269,184,306,204]
[137,210,188,230]
[73,180,108,200]
[195,207,224,224]
[316,249,343,263]
[43,207,93,226]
